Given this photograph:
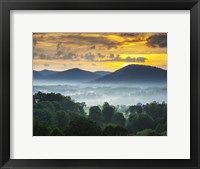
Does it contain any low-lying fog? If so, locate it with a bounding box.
[33,80,167,106]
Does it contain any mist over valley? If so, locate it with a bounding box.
[33,65,167,107]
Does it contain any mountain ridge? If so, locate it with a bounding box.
[92,64,167,84]
[33,65,167,84]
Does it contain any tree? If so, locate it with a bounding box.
[136,129,160,136]
[144,101,167,119]
[136,103,143,114]
[103,125,127,136]
[34,92,66,102]
[126,105,137,115]
[112,112,125,127]
[114,125,127,136]
[102,105,115,123]
[89,106,102,123]
[33,120,51,136]
[126,103,143,115]
[127,113,154,135]
[155,122,167,134]
[102,102,110,109]
[33,108,53,124]
[103,125,116,136]
[55,110,70,130]
[50,127,64,136]
[66,117,102,136]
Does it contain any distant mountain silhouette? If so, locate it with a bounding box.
[34,68,101,82]
[38,69,59,76]
[94,71,112,76]
[33,65,167,84]
[33,70,43,79]
[92,64,167,84]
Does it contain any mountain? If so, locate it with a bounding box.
[94,71,112,76]
[92,64,167,84]
[38,69,59,76]
[41,68,101,82]
[33,70,43,79]
[33,65,167,84]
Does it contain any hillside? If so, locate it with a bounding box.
[92,64,167,84]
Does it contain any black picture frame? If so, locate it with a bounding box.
[0,0,200,168]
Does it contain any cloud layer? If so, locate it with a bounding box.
[33,33,167,71]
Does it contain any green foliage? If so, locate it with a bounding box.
[127,113,154,135]
[55,110,70,130]
[143,101,167,119]
[126,103,143,115]
[33,108,53,124]
[65,117,102,136]
[112,112,125,127]
[136,129,160,136]
[34,92,86,118]
[34,92,66,102]
[33,120,51,136]
[155,122,167,133]
[50,127,64,136]
[161,131,167,136]
[89,106,102,123]
[102,102,110,109]
[33,92,167,136]
[103,125,127,136]
[102,104,115,123]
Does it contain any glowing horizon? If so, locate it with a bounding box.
[33,64,167,73]
[33,33,167,71]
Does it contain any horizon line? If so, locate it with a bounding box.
[33,64,167,72]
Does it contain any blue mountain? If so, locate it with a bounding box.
[94,71,112,76]
[92,64,167,84]
[36,68,101,82]
[38,69,59,76]
[33,65,167,84]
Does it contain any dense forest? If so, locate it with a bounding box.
[33,92,167,136]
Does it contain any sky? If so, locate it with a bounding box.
[33,33,167,72]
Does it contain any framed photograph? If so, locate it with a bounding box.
[0,0,200,168]
[33,32,167,137]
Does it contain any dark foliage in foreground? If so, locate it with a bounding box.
[33,92,167,136]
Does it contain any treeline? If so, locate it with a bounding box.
[33,92,167,136]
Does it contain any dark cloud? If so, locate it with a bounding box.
[114,55,121,61]
[98,53,105,58]
[55,42,64,57]
[125,56,136,62]
[33,52,37,58]
[33,34,123,54]
[33,35,44,50]
[102,56,147,63]
[33,38,37,50]
[147,34,167,48]
[37,54,53,60]
[39,54,47,59]
[66,34,121,50]
[120,33,142,37]
[119,33,147,44]
[87,45,96,51]
[84,53,95,61]
[109,53,115,59]
[136,57,147,62]
[63,52,77,60]
[56,51,63,57]
[44,64,49,67]
[57,42,62,51]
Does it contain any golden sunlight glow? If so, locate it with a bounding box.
[33,33,167,71]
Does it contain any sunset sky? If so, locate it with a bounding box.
[33,33,167,72]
